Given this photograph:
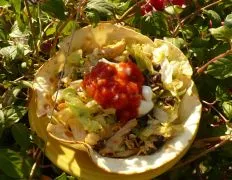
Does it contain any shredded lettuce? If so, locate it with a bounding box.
[140,122,183,140]
[152,44,169,64]
[62,88,103,132]
[127,44,155,74]
[61,88,116,133]
[153,102,179,123]
[66,49,83,66]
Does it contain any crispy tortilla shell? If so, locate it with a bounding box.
[29,23,202,178]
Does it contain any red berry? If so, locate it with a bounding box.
[170,0,185,6]
[149,0,165,11]
[140,3,153,15]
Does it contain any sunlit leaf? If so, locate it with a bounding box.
[224,13,232,28]
[209,26,232,40]
[0,149,32,178]
[55,172,76,180]
[9,22,29,38]
[55,172,67,180]
[10,0,21,14]
[0,46,18,60]
[0,0,10,7]
[62,21,78,36]
[4,106,27,126]
[46,26,57,36]
[207,56,232,79]
[165,5,184,15]
[222,101,232,120]
[0,110,4,138]
[163,37,185,49]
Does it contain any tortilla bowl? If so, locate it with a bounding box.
[29,23,202,179]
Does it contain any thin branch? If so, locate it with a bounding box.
[197,48,232,74]
[202,100,229,123]
[29,149,42,180]
[193,135,232,148]
[173,136,230,169]
[115,0,144,23]
[173,0,222,36]
[24,0,39,55]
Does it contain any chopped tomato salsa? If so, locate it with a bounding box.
[83,61,144,123]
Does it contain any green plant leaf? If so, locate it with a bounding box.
[4,106,27,127]
[0,0,10,7]
[0,46,18,60]
[181,24,198,39]
[224,13,232,28]
[204,10,221,27]
[86,11,100,26]
[0,149,32,178]
[55,172,76,180]
[62,21,78,36]
[165,5,183,15]
[0,110,4,138]
[216,85,231,102]
[45,26,57,36]
[55,172,67,180]
[222,101,232,120]
[86,0,114,16]
[207,56,232,79]
[11,123,30,149]
[138,12,169,37]
[209,26,232,40]
[10,0,21,14]
[9,22,29,38]
[41,0,66,20]
[0,19,8,41]
[163,37,185,49]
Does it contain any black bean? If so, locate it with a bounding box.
[152,73,161,83]
[138,115,148,128]
[146,147,157,155]
[154,64,161,71]
[93,140,105,151]
[129,54,136,63]
[153,135,165,148]
[164,96,176,106]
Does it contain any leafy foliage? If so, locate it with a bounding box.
[0,0,232,179]
[207,56,232,79]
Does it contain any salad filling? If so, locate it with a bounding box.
[45,39,191,158]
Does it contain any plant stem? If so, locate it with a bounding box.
[173,136,230,169]
[36,2,42,52]
[29,149,42,180]
[197,48,232,74]
[24,0,39,55]
[115,0,144,23]
[193,135,232,148]
[173,0,222,36]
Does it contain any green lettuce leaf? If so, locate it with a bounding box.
[127,44,155,74]
[62,88,102,132]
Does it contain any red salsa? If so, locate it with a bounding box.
[83,61,144,123]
